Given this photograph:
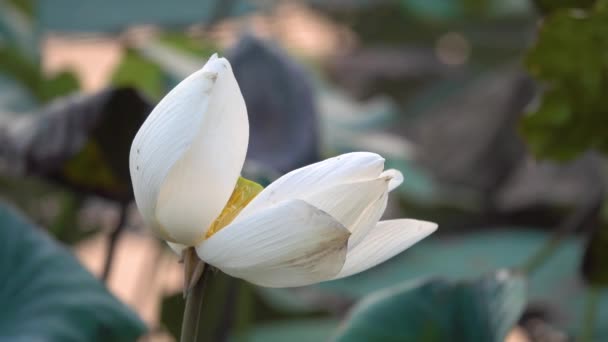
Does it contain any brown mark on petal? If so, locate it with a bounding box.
[281,216,350,275]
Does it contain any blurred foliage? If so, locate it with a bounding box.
[335,271,525,342]
[519,6,608,336]
[40,70,80,101]
[111,49,165,100]
[0,0,37,59]
[111,33,219,101]
[521,1,608,160]
[533,0,597,13]
[0,47,39,92]
[158,32,219,57]
[398,0,532,20]
[0,0,78,104]
[0,47,78,103]
[0,74,36,111]
[37,0,256,32]
[6,0,34,18]
[314,0,534,64]
[0,175,96,246]
[44,191,94,245]
[0,204,146,340]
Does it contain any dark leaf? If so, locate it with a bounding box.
[0,87,152,200]
[227,35,319,174]
[0,203,146,340]
[494,153,603,212]
[335,271,526,342]
[406,68,533,194]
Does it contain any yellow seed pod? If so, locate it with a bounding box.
[204,176,263,240]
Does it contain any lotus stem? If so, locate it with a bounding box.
[180,248,211,342]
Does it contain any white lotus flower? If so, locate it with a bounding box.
[130,54,437,288]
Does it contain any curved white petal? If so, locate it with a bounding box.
[130,54,248,244]
[343,170,404,248]
[381,169,404,192]
[333,219,437,279]
[196,199,350,287]
[238,152,384,218]
[346,190,388,248]
[297,177,389,233]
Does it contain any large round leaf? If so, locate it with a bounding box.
[314,229,608,339]
[335,271,526,342]
[0,204,146,341]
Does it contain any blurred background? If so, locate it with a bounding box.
[0,0,607,341]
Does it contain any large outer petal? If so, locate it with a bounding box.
[237,152,384,219]
[332,219,437,279]
[129,55,248,244]
[196,199,350,287]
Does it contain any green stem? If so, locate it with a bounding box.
[578,286,600,342]
[180,256,211,342]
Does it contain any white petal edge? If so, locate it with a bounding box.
[381,168,403,192]
[130,54,248,245]
[346,190,388,249]
[294,177,389,233]
[332,219,437,279]
[238,152,385,218]
[196,199,350,288]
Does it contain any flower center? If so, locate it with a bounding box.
[204,176,263,239]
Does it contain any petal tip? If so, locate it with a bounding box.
[415,219,438,236]
[380,168,404,191]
